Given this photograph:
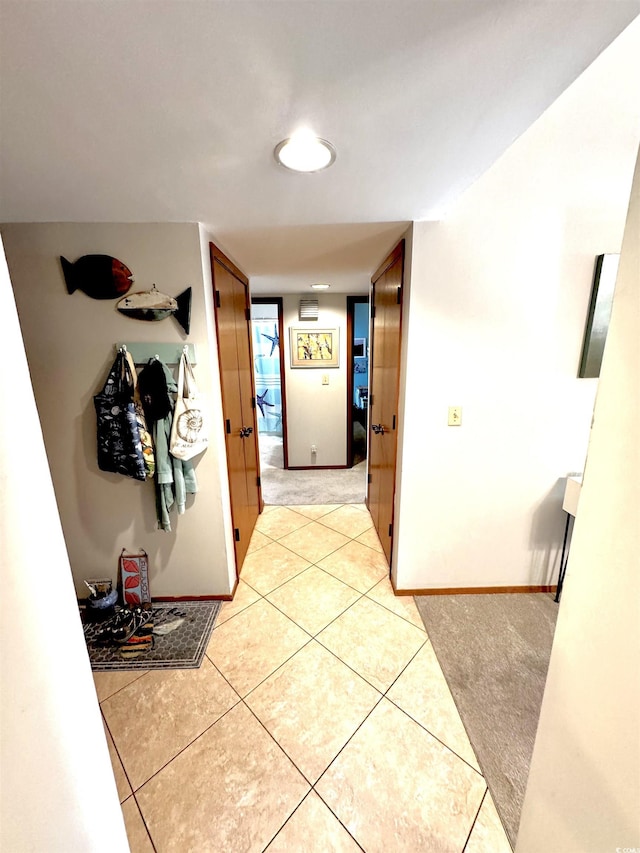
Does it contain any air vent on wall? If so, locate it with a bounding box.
[298,299,319,321]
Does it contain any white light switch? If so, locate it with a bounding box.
[322,374,329,385]
[448,406,462,426]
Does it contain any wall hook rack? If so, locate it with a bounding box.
[115,342,197,365]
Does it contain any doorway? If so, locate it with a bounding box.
[347,296,369,467]
[250,298,288,480]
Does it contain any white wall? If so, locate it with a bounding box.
[394,20,640,590]
[2,222,234,597]
[0,236,129,852]
[516,146,640,853]
[282,293,349,467]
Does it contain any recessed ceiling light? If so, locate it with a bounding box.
[311,283,330,290]
[274,128,336,173]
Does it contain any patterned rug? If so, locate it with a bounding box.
[83,601,221,671]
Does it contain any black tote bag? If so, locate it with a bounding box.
[94,351,147,481]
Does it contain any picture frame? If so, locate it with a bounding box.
[578,253,620,378]
[289,327,339,368]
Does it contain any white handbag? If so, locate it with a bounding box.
[169,350,209,460]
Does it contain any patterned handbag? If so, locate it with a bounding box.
[124,350,155,479]
[94,351,146,481]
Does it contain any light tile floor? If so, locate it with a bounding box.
[95,504,512,852]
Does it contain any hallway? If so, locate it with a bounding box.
[97,504,511,852]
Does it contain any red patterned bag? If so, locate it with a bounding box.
[119,548,151,609]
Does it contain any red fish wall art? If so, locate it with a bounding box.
[61,254,134,299]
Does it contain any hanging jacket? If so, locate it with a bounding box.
[138,358,197,531]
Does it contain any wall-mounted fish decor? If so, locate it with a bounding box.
[117,284,192,335]
[61,254,134,299]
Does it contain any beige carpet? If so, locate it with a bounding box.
[259,435,367,505]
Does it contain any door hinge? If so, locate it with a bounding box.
[245,307,251,322]
[215,290,221,308]
[251,396,256,409]
[371,304,376,319]
[388,522,393,538]
[368,473,372,484]
[225,418,231,434]
[392,414,396,430]
[397,286,402,304]
[234,528,240,542]
[369,394,374,407]
[257,475,261,487]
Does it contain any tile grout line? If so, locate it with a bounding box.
[237,634,317,700]
[131,790,159,853]
[361,587,429,632]
[95,669,149,704]
[380,637,485,776]
[383,695,484,777]
[242,697,316,788]
[311,562,387,596]
[310,691,387,789]
[241,649,386,851]
[253,512,316,541]
[101,708,136,802]
[259,788,366,853]
[102,710,160,853]
[461,786,489,853]
[308,789,367,853]
[127,679,244,798]
[264,584,365,639]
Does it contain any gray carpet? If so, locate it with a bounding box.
[414,593,559,849]
[259,434,367,505]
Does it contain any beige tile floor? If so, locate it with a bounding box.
[95,503,512,853]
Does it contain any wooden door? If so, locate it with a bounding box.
[210,243,261,573]
[367,240,404,564]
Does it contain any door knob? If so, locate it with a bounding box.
[240,426,254,438]
[372,423,385,435]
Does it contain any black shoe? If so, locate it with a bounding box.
[112,607,152,644]
[94,607,133,645]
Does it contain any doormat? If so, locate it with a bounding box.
[83,601,221,672]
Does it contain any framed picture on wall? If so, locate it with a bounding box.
[578,253,620,378]
[289,328,339,368]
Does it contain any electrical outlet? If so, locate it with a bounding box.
[322,374,329,385]
[448,406,462,426]
[311,445,317,454]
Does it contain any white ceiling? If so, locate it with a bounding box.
[1,1,639,293]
